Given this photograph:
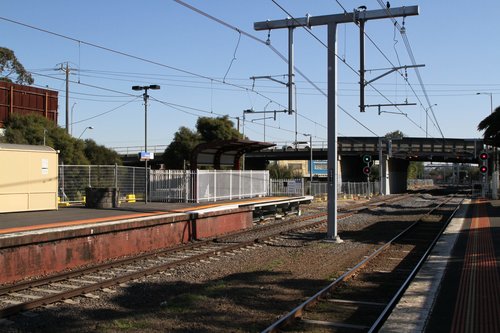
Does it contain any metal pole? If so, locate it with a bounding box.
[65,62,69,134]
[327,23,341,242]
[359,20,365,112]
[144,89,148,204]
[309,135,313,195]
[288,27,294,116]
[288,27,297,147]
[378,137,383,195]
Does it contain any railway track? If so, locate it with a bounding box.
[261,194,464,333]
[0,194,410,319]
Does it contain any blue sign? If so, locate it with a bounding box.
[310,160,327,176]
[138,151,154,161]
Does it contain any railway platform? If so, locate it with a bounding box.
[382,198,500,332]
[0,196,312,285]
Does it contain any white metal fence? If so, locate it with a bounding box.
[149,170,193,202]
[149,169,269,203]
[195,170,269,202]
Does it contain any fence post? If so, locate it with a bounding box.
[196,169,200,203]
[213,170,217,202]
[239,170,242,199]
[250,170,253,198]
[60,162,64,201]
[229,170,232,200]
[114,163,118,189]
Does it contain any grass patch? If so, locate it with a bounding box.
[265,259,284,271]
[204,279,227,296]
[167,293,208,313]
[107,319,149,330]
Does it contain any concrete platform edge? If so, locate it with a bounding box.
[379,198,470,333]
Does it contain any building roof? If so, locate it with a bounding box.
[0,143,57,153]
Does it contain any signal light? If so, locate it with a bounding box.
[479,152,489,160]
[362,155,372,164]
[480,165,488,174]
[363,166,371,175]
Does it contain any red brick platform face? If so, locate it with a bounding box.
[0,207,253,285]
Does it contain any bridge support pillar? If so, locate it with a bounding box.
[388,158,409,194]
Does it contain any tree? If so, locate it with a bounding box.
[408,161,424,179]
[84,139,122,165]
[196,115,242,142]
[163,116,242,169]
[163,126,201,169]
[267,162,295,179]
[0,47,34,85]
[1,113,121,165]
[385,130,405,139]
[477,106,500,146]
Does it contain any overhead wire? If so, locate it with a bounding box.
[375,0,444,138]
[0,15,288,111]
[174,0,375,136]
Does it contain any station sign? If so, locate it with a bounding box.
[138,151,154,161]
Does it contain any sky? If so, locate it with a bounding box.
[1,0,499,152]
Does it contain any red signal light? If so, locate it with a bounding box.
[363,166,371,175]
[479,152,489,160]
[480,165,488,174]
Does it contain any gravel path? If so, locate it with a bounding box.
[2,194,439,333]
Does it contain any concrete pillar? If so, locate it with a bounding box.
[388,158,409,194]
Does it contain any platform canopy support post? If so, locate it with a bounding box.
[254,5,419,241]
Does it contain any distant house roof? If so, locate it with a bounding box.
[190,139,275,170]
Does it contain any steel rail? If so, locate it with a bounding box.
[0,193,411,319]
[261,195,458,333]
[367,197,464,332]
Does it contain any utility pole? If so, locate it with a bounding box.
[255,5,419,242]
[58,62,71,134]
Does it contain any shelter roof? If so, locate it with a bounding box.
[190,139,275,170]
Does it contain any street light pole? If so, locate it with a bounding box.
[132,85,160,204]
[78,126,93,139]
[70,102,77,136]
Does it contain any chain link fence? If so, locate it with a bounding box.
[269,178,304,196]
[58,164,145,203]
[310,181,380,197]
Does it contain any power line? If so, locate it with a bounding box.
[375,0,444,138]
[0,15,288,110]
[72,98,140,125]
[175,0,378,136]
